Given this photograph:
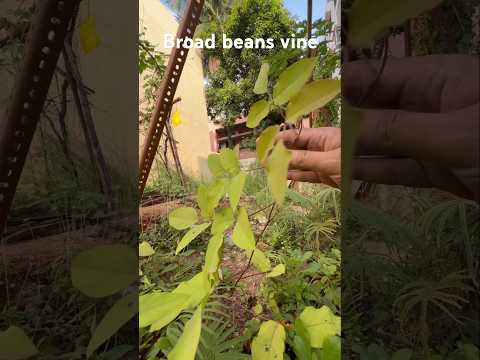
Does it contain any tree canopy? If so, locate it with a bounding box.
[200,0,297,126]
[199,0,339,129]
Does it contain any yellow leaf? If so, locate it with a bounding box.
[267,264,285,278]
[254,62,270,95]
[247,100,271,128]
[253,303,263,315]
[256,126,279,163]
[172,111,182,127]
[139,242,155,257]
[297,306,340,348]
[252,321,286,360]
[80,16,100,54]
[231,207,255,250]
[168,305,203,360]
[266,141,291,206]
[273,57,317,106]
[228,171,247,210]
[286,80,340,123]
[204,234,223,274]
[246,248,271,273]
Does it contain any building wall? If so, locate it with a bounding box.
[139,0,213,181]
[325,0,341,51]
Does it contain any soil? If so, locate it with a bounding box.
[221,242,269,332]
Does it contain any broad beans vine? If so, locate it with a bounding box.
[138,57,341,360]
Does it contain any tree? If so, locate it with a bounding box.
[201,0,342,138]
[200,0,297,135]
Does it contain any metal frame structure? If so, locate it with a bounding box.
[0,0,77,235]
[138,0,205,197]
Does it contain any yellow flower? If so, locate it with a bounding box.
[172,111,182,127]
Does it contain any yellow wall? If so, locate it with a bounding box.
[139,0,213,182]
[0,0,139,190]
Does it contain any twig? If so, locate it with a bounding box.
[233,202,276,287]
[358,37,389,106]
[248,202,275,218]
[241,271,269,280]
[63,41,114,208]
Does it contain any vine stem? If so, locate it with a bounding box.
[248,202,275,219]
[358,37,389,107]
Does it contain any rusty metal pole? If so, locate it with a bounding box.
[0,0,78,235]
[138,0,205,197]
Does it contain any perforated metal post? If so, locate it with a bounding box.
[0,0,77,235]
[138,0,205,197]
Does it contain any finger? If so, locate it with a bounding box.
[352,158,431,187]
[352,158,473,199]
[288,170,321,182]
[354,105,479,168]
[289,148,340,173]
[277,128,340,151]
[343,55,479,111]
[288,170,339,187]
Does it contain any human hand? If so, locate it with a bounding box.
[343,55,479,200]
[277,127,341,187]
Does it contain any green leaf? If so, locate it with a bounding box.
[349,0,444,47]
[267,264,285,278]
[273,57,317,106]
[197,184,212,219]
[286,80,340,123]
[176,223,211,255]
[232,207,256,250]
[0,326,38,360]
[139,292,188,330]
[168,305,203,360]
[204,234,224,274]
[71,245,137,298]
[139,242,155,257]
[391,349,413,360]
[168,207,198,230]
[292,335,312,360]
[228,171,247,210]
[297,306,340,348]
[173,272,211,309]
[266,141,291,206]
[257,126,279,163]
[220,148,240,174]
[320,336,341,360]
[211,208,234,235]
[247,100,271,128]
[208,153,225,177]
[197,180,226,219]
[247,249,271,273]
[87,293,138,358]
[251,320,286,360]
[254,62,270,95]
